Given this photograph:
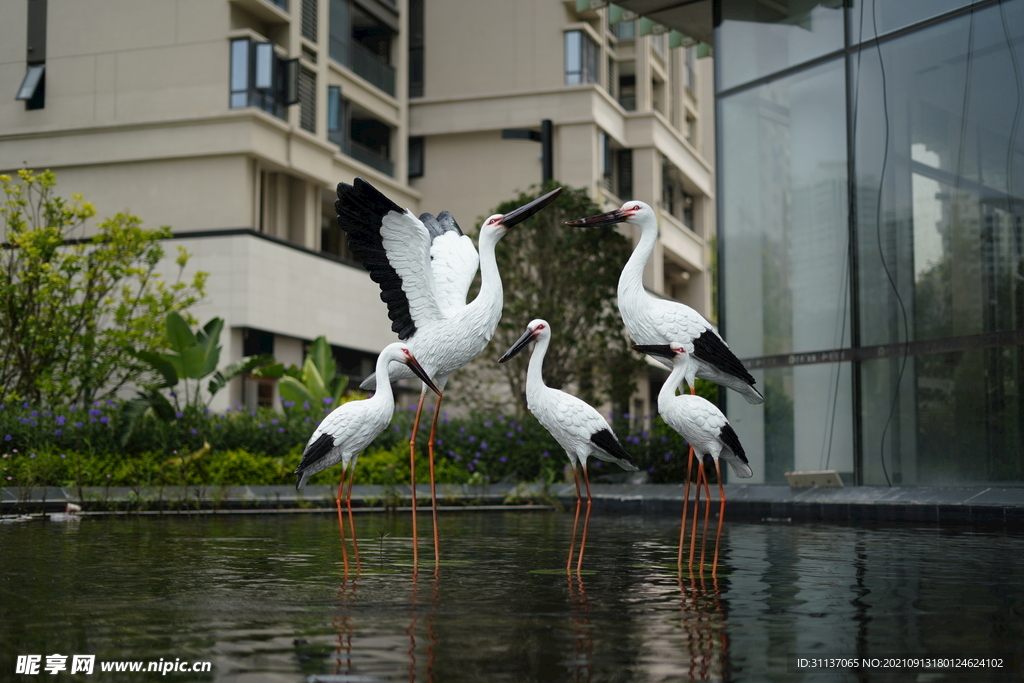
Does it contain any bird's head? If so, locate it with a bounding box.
[386,343,442,396]
[498,319,550,363]
[479,187,563,239]
[564,200,655,230]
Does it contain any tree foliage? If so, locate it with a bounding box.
[0,169,207,406]
[455,183,645,415]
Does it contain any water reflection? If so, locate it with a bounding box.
[2,513,1023,681]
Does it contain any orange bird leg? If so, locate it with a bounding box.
[345,469,360,572]
[576,464,594,574]
[427,393,444,569]
[336,465,349,575]
[713,458,726,575]
[678,443,695,566]
[409,389,427,566]
[699,455,713,574]
[567,464,582,572]
[688,456,705,567]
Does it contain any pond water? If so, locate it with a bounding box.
[1,511,1023,682]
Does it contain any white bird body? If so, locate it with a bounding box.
[568,201,764,404]
[654,343,753,479]
[337,180,559,392]
[502,320,638,474]
[500,319,636,573]
[294,342,438,489]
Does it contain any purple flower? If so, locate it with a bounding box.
[176,412,184,419]
[322,397,333,405]
[60,454,66,459]
[54,429,62,436]
[89,418,97,423]
[278,427,284,433]
[436,438,443,446]
[30,410,38,417]
[459,426,466,433]
[506,432,514,438]
[99,416,109,424]
[75,422,83,428]
[22,402,29,409]
[541,451,549,458]
[499,456,507,463]
[664,453,671,461]
[648,467,655,474]
[69,405,76,412]
[481,442,488,451]
[468,435,476,443]
[88,409,101,416]
[190,428,197,435]
[29,453,36,459]
[270,418,279,425]
[259,423,265,428]
[661,436,668,443]
[56,415,65,426]
[485,420,493,427]
[3,435,10,441]
[516,425,522,432]
[468,463,475,471]
[107,399,115,405]
[303,401,310,411]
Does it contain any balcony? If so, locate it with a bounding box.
[330,133,394,176]
[329,38,396,96]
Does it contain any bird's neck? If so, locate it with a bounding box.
[467,229,503,322]
[526,333,550,395]
[659,362,686,408]
[618,221,658,309]
[371,356,397,405]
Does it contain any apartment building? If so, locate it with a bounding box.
[2,0,417,409]
[410,0,717,419]
[2,0,716,417]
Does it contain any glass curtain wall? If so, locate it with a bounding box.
[717,0,1024,486]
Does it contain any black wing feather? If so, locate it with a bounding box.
[718,423,748,465]
[589,428,637,469]
[295,432,335,477]
[336,178,416,340]
[692,330,756,386]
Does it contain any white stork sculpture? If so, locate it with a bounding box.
[634,342,752,574]
[295,342,440,574]
[499,319,638,573]
[336,178,562,565]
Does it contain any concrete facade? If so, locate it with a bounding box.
[2,0,717,417]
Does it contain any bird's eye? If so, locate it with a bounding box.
[632,205,641,212]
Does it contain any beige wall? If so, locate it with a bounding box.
[421,0,571,99]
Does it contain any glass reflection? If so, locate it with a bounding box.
[717,0,844,92]
[848,0,982,45]
[853,0,1024,484]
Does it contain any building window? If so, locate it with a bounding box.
[408,136,424,179]
[327,85,346,147]
[614,20,635,41]
[15,64,45,109]
[16,0,47,110]
[329,0,397,96]
[684,46,696,93]
[408,0,424,97]
[618,73,636,111]
[565,30,599,85]
[229,37,296,121]
[301,0,317,41]
[298,66,316,132]
[617,149,633,201]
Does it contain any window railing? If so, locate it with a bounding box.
[337,138,394,176]
[329,37,396,96]
[350,41,395,95]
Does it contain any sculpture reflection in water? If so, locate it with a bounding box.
[323,569,439,683]
[567,575,593,683]
[677,568,729,681]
